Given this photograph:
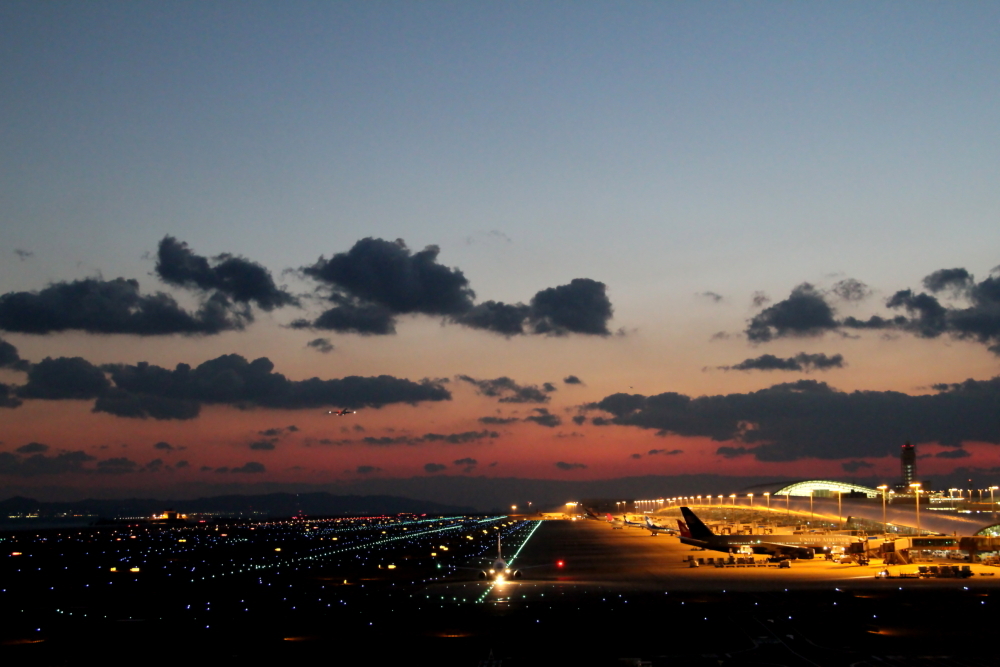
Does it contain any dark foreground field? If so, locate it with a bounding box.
[3,516,998,665]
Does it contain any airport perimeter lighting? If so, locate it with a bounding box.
[878,485,889,534]
[910,483,922,535]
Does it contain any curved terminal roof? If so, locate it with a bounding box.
[772,480,881,498]
[976,524,1000,537]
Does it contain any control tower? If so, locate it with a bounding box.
[901,441,916,487]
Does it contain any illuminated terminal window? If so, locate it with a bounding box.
[772,480,881,499]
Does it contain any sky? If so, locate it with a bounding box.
[3,1,1000,507]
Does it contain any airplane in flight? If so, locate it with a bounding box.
[327,409,355,416]
[644,516,678,536]
[678,506,861,559]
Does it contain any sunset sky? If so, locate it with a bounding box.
[3,2,1000,506]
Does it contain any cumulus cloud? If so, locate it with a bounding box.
[249,439,277,451]
[155,236,296,311]
[0,337,30,372]
[524,408,561,428]
[424,462,447,473]
[719,352,845,373]
[478,416,520,425]
[648,448,683,456]
[554,461,587,471]
[922,268,973,294]
[18,357,111,399]
[454,457,478,472]
[153,441,174,451]
[90,353,450,419]
[746,284,839,342]
[831,279,871,302]
[0,383,21,409]
[457,375,551,403]
[697,291,723,303]
[585,375,1000,462]
[528,279,613,336]
[0,277,249,335]
[16,442,49,454]
[0,450,96,476]
[563,375,583,385]
[306,338,334,353]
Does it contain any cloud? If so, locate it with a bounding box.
[841,460,874,473]
[936,448,971,459]
[527,279,613,336]
[697,291,723,303]
[454,457,478,472]
[356,465,381,474]
[0,337,30,372]
[258,425,298,437]
[631,453,641,459]
[746,284,839,342]
[420,430,500,444]
[563,375,583,385]
[424,462,447,473]
[716,446,751,459]
[290,300,396,335]
[457,375,551,403]
[585,375,1000,462]
[18,357,111,399]
[0,384,22,408]
[230,461,266,473]
[831,279,871,302]
[478,416,520,425]
[524,408,561,428]
[155,236,297,311]
[923,268,973,294]
[554,461,587,471]
[571,415,586,425]
[648,448,683,456]
[306,338,334,354]
[0,277,251,335]
[719,352,845,373]
[249,439,277,451]
[89,353,449,419]
[0,450,96,476]
[96,457,139,474]
[455,301,532,336]
[153,441,174,451]
[16,442,49,454]
[336,430,500,447]
[14,249,33,260]
[175,460,189,468]
[751,291,770,308]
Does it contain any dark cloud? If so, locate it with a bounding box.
[841,460,874,473]
[746,284,838,342]
[249,439,277,451]
[91,354,449,419]
[563,375,583,385]
[153,441,174,451]
[424,462,447,473]
[230,462,266,474]
[14,249,33,260]
[716,446,751,459]
[18,357,110,399]
[0,383,21,408]
[631,453,641,459]
[0,450,96,476]
[356,465,381,474]
[0,337,31,372]
[648,448,683,456]
[923,268,973,294]
[719,352,845,373]
[478,416,520,425]
[457,375,550,403]
[143,458,165,473]
[454,457,478,472]
[342,430,500,447]
[96,457,138,474]
[421,430,500,445]
[554,461,587,471]
[455,301,531,336]
[936,448,971,459]
[0,277,249,335]
[200,466,213,472]
[528,279,613,336]
[831,279,871,302]
[571,415,586,425]
[175,460,189,468]
[290,299,396,335]
[16,442,49,454]
[155,236,297,311]
[585,375,1000,462]
[306,338,334,354]
[542,382,557,393]
[524,408,561,428]
[258,425,298,437]
[698,291,723,303]
[751,292,771,308]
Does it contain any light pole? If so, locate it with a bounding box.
[809,490,814,524]
[910,482,922,536]
[764,492,770,512]
[786,492,790,515]
[748,493,754,510]
[991,486,998,518]
[877,485,888,535]
[729,494,736,508]
[837,490,843,529]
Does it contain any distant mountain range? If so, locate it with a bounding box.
[0,492,476,518]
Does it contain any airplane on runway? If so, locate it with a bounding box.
[678,507,861,559]
[644,517,678,536]
[605,513,625,529]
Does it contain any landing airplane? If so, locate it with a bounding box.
[644,516,678,536]
[678,506,861,559]
[477,535,522,581]
[327,409,355,416]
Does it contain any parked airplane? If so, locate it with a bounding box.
[605,513,625,529]
[678,506,861,559]
[644,516,678,536]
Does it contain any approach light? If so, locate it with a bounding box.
[557,560,565,568]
